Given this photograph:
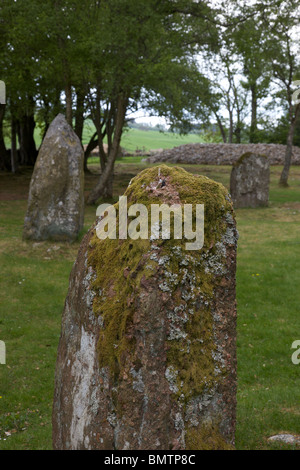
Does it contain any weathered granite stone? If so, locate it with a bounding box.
[230,152,270,208]
[23,114,84,241]
[268,434,300,446]
[52,165,238,450]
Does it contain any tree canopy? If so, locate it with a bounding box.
[0,0,299,188]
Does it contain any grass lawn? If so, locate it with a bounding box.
[82,120,206,152]
[0,161,299,450]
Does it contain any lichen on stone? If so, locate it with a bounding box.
[87,164,237,449]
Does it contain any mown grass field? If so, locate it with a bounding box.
[0,158,299,450]
[82,120,207,152]
[28,120,206,153]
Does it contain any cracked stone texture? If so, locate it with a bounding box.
[230,152,270,208]
[52,165,238,450]
[23,114,84,241]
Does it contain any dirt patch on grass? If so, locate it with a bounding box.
[0,169,32,201]
[280,202,300,210]
[281,407,300,416]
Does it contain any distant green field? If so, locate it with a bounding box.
[122,128,205,152]
[26,120,205,153]
[82,121,205,152]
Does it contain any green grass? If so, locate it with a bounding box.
[82,120,206,151]
[119,127,205,152]
[0,163,299,449]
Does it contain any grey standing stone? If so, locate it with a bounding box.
[23,114,84,241]
[230,152,270,208]
[52,165,238,450]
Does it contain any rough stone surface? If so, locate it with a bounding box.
[230,152,270,209]
[145,143,300,165]
[268,434,300,446]
[23,114,84,241]
[52,165,238,450]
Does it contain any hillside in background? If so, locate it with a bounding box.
[82,120,207,153]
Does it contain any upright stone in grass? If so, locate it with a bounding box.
[23,114,84,241]
[52,165,238,450]
[230,152,270,208]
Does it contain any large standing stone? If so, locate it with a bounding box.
[230,152,270,208]
[23,114,84,241]
[52,165,238,450]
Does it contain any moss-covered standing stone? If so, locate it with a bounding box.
[23,114,84,241]
[230,152,270,208]
[52,165,238,450]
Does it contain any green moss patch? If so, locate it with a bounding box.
[233,151,268,167]
[88,164,235,400]
[186,424,234,450]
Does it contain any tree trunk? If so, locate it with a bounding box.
[279,103,300,187]
[41,98,50,143]
[249,83,257,143]
[11,118,18,174]
[84,132,98,172]
[228,109,233,143]
[92,88,108,173]
[65,82,72,127]
[215,112,227,143]
[234,125,241,143]
[87,94,127,205]
[75,89,85,141]
[234,113,242,143]
[234,102,242,143]
[18,113,37,165]
[104,172,114,199]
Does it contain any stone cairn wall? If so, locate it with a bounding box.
[145,143,300,165]
[52,165,238,450]
[23,114,84,241]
